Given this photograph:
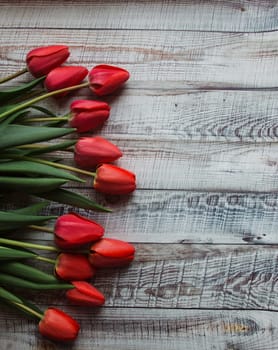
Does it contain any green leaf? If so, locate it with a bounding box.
[0,148,29,158]
[0,160,84,183]
[0,210,55,223]
[0,246,37,260]
[30,105,56,117]
[0,110,30,130]
[0,261,59,284]
[0,76,45,103]
[0,176,68,193]
[0,272,72,290]
[0,104,17,114]
[26,140,76,155]
[0,210,55,232]
[10,202,49,216]
[0,286,44,319]
[0,286,23,304]
[37,188,112,212]
[0,124,75,150]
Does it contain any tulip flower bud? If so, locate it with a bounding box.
[89,64,130,96]
[54,212,104,249]
[55,253,96,281]
[89,238,135,268]
[39,307,80,342]
[69,100,110,133]
[26,45,70,78]
[93,164,136,195]
[74,136,123,169]
[66,281,105,306]
[44,66,88,96]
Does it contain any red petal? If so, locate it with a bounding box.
[67,281,105,306]
[91,238,135,258]
[89,252,134,268]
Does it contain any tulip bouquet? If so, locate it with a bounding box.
[0,45,136,342]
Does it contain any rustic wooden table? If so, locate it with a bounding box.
[0,1,278,349]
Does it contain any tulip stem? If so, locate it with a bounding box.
[24,116,69,123]
[28,225,54,233]
[22,155,96,177]
[0,81,90,120]
[13,301,44,319]
[0,67,28,84]
[35,256,56,265]
[0,238,58,252]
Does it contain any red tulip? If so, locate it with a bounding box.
[69,100,110,133]
[39,307,80,342]
[74,136,123,169]
[55,253,96,281]
[93,164,136,195]
[44,66,88,96]
[26,45,70,78]
[54,212,104,249]
[89,64,130,96]
[66,281,105,306]
[89,238,135,268]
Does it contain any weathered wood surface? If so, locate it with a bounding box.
[15,244,278,311]
[40,190,278,244]
[0,0,277,32]
[0,0,278,349]
[1,308,278,350]
[54,139,278,192]
[1,29,278,88]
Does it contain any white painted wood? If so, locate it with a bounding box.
[94,244,278,311]
[16,244,278,311]
[38,190,278,244]
[0,0,277,32]
[0,1,277,348]
[55,139,278,192]
[19,90,278,143]
[0,29,278,88]
[94,90,278,143]
[1,307,278,350]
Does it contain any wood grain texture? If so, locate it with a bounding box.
[94,244,278,311]
[14,244,278,311]
[38,189,278,244]
[1,307,278,350]
[54,139,278,192]
[10,89,278,143]
[0,1,277,349]
[0,0,277,32]
[0,29,278,88]
[89,90,278,143]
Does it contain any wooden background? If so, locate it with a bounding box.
[0,1,278,349]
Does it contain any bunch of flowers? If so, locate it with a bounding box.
[0,45,136,342]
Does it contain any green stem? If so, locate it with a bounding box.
[0,81,90,120]
[0,238,58,252]
[13,301,44,319]
[35,256,56,264]
[22,155,96,177]
[0,67,28,84]
[28,225,54,233]
[24,111,71,123]
[24,116,69,123]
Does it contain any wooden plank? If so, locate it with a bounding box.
[1,307,278,350]
[91,90,278,143]
[14,244,278,311]
[0,29,278,88]
[54,139,278,192]
[0,0,277,32]
[95,244,278,311]
[13,90,278,143]
[38,189,278,244]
